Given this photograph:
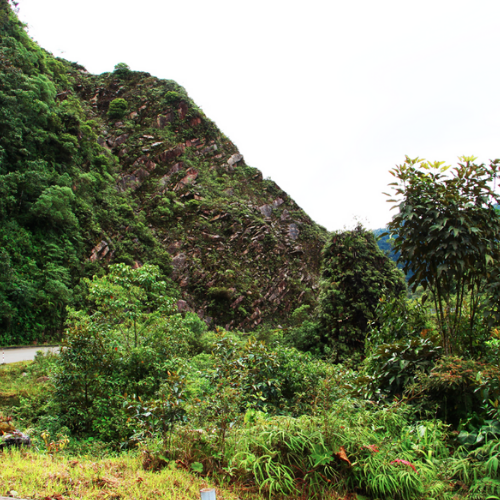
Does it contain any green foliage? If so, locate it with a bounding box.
[163,91,181,107]
[386,156,500,355]
[107,98,128,119]
[113,62,131,79]
[126,371,187,452]
[410,356,500,425]
[362,335,442,401]
[360,294,442,401]
[0,5,175,343]
[367,294,433,346]
[316,224,406,361]
[210,334,282,412]
[30,185,78,227]
[53,264,193,439]
[4,324,500,498]
[162,401,453,499]
[207,286,233,301]
[485,328,500,364]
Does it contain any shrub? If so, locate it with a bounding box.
[163,91,181,107]
[361,335,442,401]
[52,264,193,439]
[359,295,441,401]
[367,294,433,346]
[107,98,128,119]
[207,286,233,301]
[411,356,500,425]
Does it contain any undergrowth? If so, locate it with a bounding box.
[0,448,251,500]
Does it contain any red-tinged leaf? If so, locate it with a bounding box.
[391,459,418,473]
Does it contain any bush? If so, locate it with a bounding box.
[163,91,181,107]
[411,356,500,425]
[361,335,442,401]
[52,264,193,439]
[107,98,128,119]
[367,294,433,346]
[359,294,441,401]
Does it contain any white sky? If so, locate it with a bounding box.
[14,0,500,230]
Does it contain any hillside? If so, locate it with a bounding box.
[0,1,327,344]
[373,228,398,260]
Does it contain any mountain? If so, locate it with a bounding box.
[373,229,398,259]
[374,229,415,283]
[0,1,327,344]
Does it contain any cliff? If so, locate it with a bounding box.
[0,1,327,342]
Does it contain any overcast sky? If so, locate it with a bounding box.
[14,0,500,230]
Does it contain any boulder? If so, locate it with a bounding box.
[114,133,129,146]
[156,113,174,128]
[178,102,188,120]
[0,431,31,449]
[177,300,190,312]
[179,168,198,186]
[259,205,273,218]
[170,162,184,174]
[89,241,109,262]
[172,253,187,270]
[288,223,299,240]
[228,153,243,168]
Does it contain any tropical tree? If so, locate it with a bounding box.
[385,156,500,355]
[113,62,131,79]
[317,224,406,361]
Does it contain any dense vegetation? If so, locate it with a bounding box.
[0,0,326,346]
[3,248,500,498]
[0,0,173,344]
[2,2,500,499]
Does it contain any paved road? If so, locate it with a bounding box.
[1,346,59,364]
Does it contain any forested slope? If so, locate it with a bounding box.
[0,1,327,344]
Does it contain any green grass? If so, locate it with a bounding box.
[0,448,254,500]
[0,359,51,409]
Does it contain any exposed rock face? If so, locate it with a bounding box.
[289,223,300,240]
[90,241,110,262]
[0,2,329,341]
[69,66,328,330]
[259,204,273,218]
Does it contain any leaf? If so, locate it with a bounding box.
[457,430,478,447]
[311,451,334,468]
[335,446,351,466]
[190,462,203,473]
